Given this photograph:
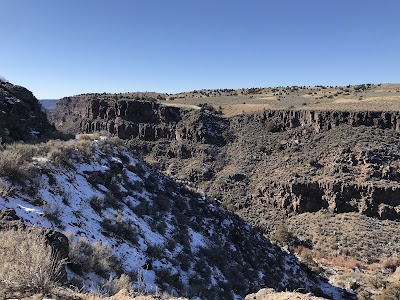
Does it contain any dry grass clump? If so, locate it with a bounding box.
[380,256,400,272]
[0,228,66,297]
[98,274,133,296]
[0,139,98,181]
[68,235,121,277]
[44,139,95,166]
[0,143,38,182]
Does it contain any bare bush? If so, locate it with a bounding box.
[0,178,14,197]
[0,228,66,297]
[68,236,121,277]
[375,282,400,300]
[381,256,400,272]
[98,274,133,296]
[0,144,38,182]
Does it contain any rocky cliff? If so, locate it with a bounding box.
[51,96,228,145]
[231,109,400,133]
[0,80,55,143]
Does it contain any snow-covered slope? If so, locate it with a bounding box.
[0,137,346,299]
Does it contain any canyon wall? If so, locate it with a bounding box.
[51,96,228,145]
[51,96,400,220]
[231,110,400,133]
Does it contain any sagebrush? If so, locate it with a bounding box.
[0,228,66,297]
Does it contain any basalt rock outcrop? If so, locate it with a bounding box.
[230,109,400,133]
[51,96,228,145]
[255,181,400,221]
[0,80,55,143]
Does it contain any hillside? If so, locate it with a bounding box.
[0,136,347,299]
[0,79,56,143]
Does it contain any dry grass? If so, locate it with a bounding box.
[161,83,400,116]
[0,143,37,182]
[0,228,66,298]
[67,235,121,277]
[0,138,104,185]
[49,287,188,300]
[244,288,328,300]
[374,282,400,300]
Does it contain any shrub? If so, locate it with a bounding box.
[271,224,294,247]
[222,130,235,143]
[100,215,138,245]
[0,178,14,197]
[46,144,74,167]
[381,256,400,272]
[43,201,62,225]
[299,249,322,274]
[275,142,284,151]
[155,268,183,291]
[375,283,400,300]
[256,144,267,152]
[266,121,280,133]
[90,195,105,213]
[0,228,66,297]
[367,271,385,289]
[198,103,222,115]
[68,236,120,277]
[0,144,37,182]
[98,274,133,296]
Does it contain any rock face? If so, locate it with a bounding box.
[0,80,55,143]
[51,96,228,145]
[255,181,400,221]
[231,109,400,133]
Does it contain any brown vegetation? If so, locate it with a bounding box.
[0,228,66,298]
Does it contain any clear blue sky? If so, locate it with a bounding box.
[1,0,399,99]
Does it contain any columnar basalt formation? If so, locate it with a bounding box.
[255,181,400,220]
[231,110,400,133]
[51,96,228,145]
